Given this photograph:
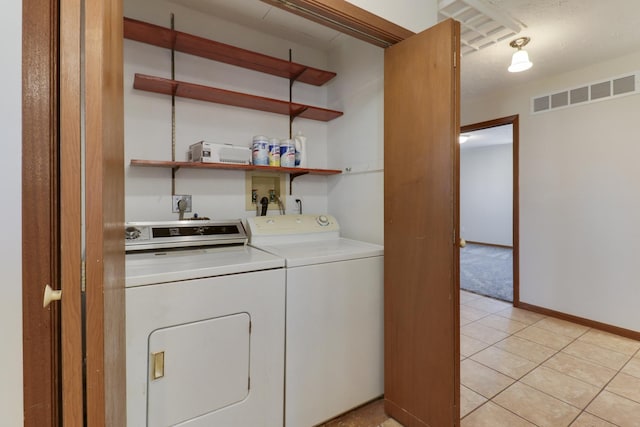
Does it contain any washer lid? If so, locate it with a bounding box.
[253,238,383,267]
[125,245,284,287]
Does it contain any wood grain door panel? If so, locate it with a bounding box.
[60,0,84,423]
[22,0,60,424]
[384,18,461,427]
[83,0,126,424]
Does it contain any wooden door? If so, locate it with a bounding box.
[83,0,126,424]
[22,0,60,424]
[59,0,84,423]
[384,19,461,427]
[20,0,126,423]
[60,0,126,422]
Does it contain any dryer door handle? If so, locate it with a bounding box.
[151,351,165,380]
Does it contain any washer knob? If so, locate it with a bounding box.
[316,215,330,226]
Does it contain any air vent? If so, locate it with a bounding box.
[532,72,639,114]
[570,87,588,104]
[590,81,610,100]
[613,75,635,95]
[551,91,568,108]
[533,96,549,112]
[438,0,522,56]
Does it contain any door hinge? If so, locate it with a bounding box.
[81,259,86,292]
[453,35,457,68]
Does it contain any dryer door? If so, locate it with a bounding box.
[147,313,251,426]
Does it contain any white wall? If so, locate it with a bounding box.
[460,143,512,246]
[124,0,333,221]
[462,51,640,332]
[326,36,384,244]
[124,0,438,240]
[346,0,438,33]
[325,3,438,245]
[1,0,24,424]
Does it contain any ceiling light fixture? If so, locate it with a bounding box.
[508,37,533,73]
[459,134,470,144]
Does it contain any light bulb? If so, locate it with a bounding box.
[508,49,533,73]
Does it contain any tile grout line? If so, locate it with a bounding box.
[587,345,640,408]
[464,309,584,425]
[461,394,541,426]
[462,313,551,361]
[460,297,640,426]
[515,325,639,426]
[462,313,553,423]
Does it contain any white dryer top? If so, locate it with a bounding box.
[125,245,284,287]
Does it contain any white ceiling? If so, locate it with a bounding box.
[461,0,640,98]
[460,124,512,150]
[169,0,344,50]
[169,0,640,99]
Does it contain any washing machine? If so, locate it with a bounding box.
[125,219,285,426]
[245,214,384,427]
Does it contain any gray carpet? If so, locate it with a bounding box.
[460,243,513,302]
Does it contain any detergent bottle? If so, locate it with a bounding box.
[294,131,307,168]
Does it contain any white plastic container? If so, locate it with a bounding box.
[294,131,307,168]
[252,135,269,166]
[268,138,280,167]
[280,139,296,167]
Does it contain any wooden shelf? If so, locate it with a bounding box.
[126,17,343,193]
[133,74,343,122]
[130,159,342,176]
[124,17,337,86]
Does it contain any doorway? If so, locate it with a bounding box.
[460,116,519,305]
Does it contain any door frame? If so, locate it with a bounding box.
[260,0,414,47]
[24,0,427,423]
[461,115,520,305]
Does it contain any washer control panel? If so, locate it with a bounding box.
[316,215,330,226]
[125,219,247,251]
[246,214,339,239]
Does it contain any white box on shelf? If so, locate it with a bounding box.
[189,141,251,165]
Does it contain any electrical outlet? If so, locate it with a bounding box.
[172,195,192,213]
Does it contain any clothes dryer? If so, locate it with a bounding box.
[125,219,284,427]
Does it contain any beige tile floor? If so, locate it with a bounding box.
[325,291,640,426]
[460,291,640,426]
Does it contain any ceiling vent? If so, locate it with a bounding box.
[532,72,639,114]
[438,0,523,56]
